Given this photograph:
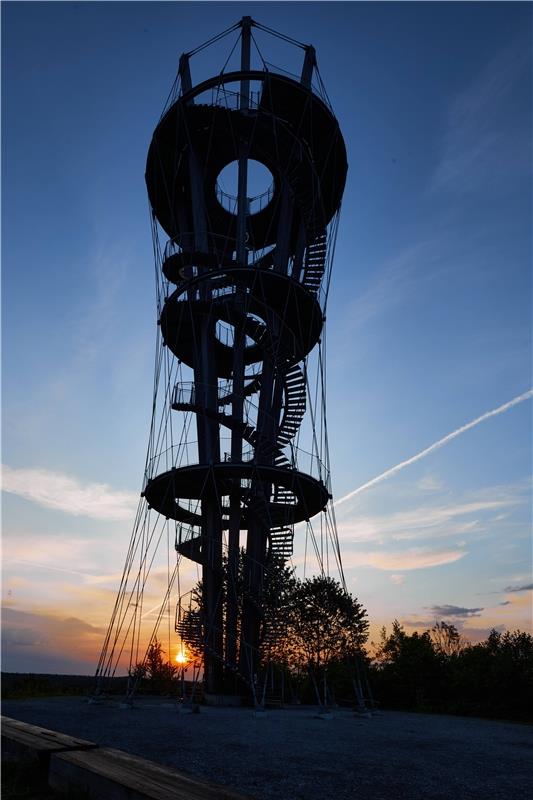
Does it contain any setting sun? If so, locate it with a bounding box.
[175,650,188,665]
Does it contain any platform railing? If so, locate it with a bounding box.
[163,231,238,269]
[171,381,251,408]
[207,86,262,112]
[215,181,275,217]
[161,231,328,309]
[144,438,329,489]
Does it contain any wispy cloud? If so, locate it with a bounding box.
[395,584,532,642]
[335,390,533,507]
[336,495,520,544]
[401,619,436,630]
[462,592,532,639]
[346,240,435,332]
[2,532,127,579]
[431,36,531,192]
[427,604,483,619]
[2,464,138,521]
[399,617,497,642]
[416,475,445,493]
[503,582,533,594]
[5,559,133,588]
[2,627,49,647]
[8,560,99,581]
[339,547,467,572]
[389,574,405,585]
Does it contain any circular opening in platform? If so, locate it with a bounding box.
[216,159,274,216]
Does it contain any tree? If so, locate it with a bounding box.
[132,638,178,694]
[183,551,298,688]
[452,629,533,719]
[145,638,178,681]
[430,621,467,657]
[289,576,368,667]
[285,575,369,704]
[259,555,298,664]
[372,621,443,709]
[182,562,370,704]
[371,622,533,720]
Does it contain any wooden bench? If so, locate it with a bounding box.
[49,747,254,800]
[1,715,98,767]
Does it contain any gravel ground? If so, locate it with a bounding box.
[2,696,532,800]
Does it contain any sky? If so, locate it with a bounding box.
[2,1,532,674]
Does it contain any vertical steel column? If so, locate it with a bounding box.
[291,46,317,283]
[179,53,224,695]
[226,17,251,674]
[300,45,316,89]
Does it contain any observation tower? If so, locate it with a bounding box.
[96,18,347,702]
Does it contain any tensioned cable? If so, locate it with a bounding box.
[105,509,162,677]
[159,73,181,120]
[252,20,307,50]
[219,30,242,75]
[113,514,177,680]
[250,30,268,71]
[187,21,241,58]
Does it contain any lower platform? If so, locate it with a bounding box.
[142,462,330,527]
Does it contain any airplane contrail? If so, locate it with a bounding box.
[334,389,533,508]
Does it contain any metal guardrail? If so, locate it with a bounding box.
[164,381,329,481]
[172,381,235,407]
[208,86,262,111]
[163,231,237,267]
[215,181,275,216]
[144,439,329,488]
[161,231,328,311]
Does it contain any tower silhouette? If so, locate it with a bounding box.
[96,18,347,701]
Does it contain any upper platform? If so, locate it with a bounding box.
[145,70,347,250]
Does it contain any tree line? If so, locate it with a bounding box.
[371,620,533,721]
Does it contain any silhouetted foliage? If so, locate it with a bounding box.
[190,562,369,704]
[268,575,369,705]
[430,621,466,657]
[448,629,533,719]
[1,672,128,699]
[369,622,533,721]
[259,555,298,662]
[181,558,532,719]
[286,575,368,668]
[372,620,443,709]
[132,638,178,694]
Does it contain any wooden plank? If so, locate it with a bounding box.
[50,747,254,800]
[1,715,97,764]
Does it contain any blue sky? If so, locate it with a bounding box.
[2,2,531,673]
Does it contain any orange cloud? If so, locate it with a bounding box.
[339,547,468,571]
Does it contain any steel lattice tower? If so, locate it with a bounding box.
[96,18,347,701]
